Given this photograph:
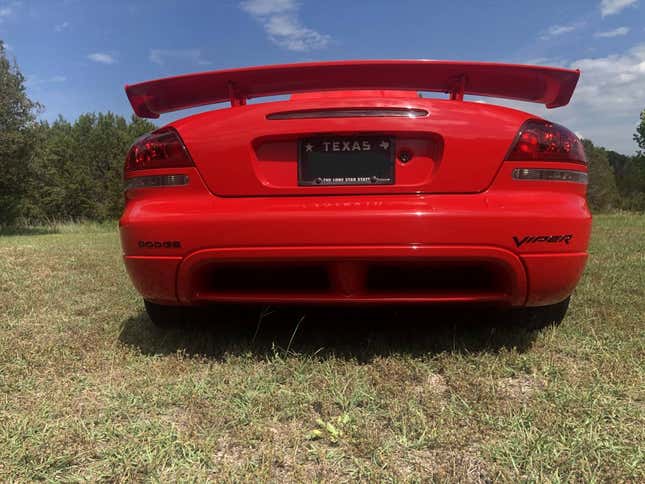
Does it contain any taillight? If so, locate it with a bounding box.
[125,128,193,174]
[506,119,586,164]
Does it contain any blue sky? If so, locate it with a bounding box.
[1,0,644,153]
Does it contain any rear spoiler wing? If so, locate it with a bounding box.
[125,60,580,119]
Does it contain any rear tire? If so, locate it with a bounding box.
[144,300,185,329]
[507,297,571,331]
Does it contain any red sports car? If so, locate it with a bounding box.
[120,60,591,328]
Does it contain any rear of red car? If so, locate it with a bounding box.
[119,60,591,326]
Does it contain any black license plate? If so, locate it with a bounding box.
[298,136,394,186]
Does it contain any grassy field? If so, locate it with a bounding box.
[0,214,643,482]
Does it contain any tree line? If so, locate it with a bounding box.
[0,41,155,224]
[1,40,644,226]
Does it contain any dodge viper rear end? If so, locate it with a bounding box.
[120,60,591,328]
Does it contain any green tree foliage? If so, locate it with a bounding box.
[606,149,631,178]
[614,154,645,211]
[1,40,155,224]
[21,113,155,221]
[634,108,645,152]
[582,139,621,211]
[605,109,645,210]
[0,40,41,224]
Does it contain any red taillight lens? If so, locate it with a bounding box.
[506,119,586,164]
[125,128,193,173]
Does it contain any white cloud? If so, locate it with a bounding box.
[540,22,584,40]
[240,0,295,15]
[496,43,645,154]
[571,44,645,115]
[548,25,577,36]
[600,0,638,16]
[25,74,67,87]
[149,49,212,66]
[523,57,551,65]
[595,26,630,37]
[87,52,116,64]
[54,21,69,32]
[240,0,330,52]
[524,57,567,67]
[0,1,21,22]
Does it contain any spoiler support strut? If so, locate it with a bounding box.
[448,75,466,102]
[227,82,247,107]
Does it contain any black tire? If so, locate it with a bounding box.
[507,296,571,331]
[144,300,185,329]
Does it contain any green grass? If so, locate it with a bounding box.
[1,214,643,482]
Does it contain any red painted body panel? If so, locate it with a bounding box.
[120,164,591,307]
[123,256,181,305]
[522,253,589,306]
[120,62,591,309]
[171,98,527,196]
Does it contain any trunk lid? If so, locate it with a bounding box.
[172,96,531,196]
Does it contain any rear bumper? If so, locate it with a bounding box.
[123,246,587,307]
[120,175,591,307]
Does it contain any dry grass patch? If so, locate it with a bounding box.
[497,374,546,401]
[1,214,644,481]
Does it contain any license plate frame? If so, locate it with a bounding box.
[298,136,395,186]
